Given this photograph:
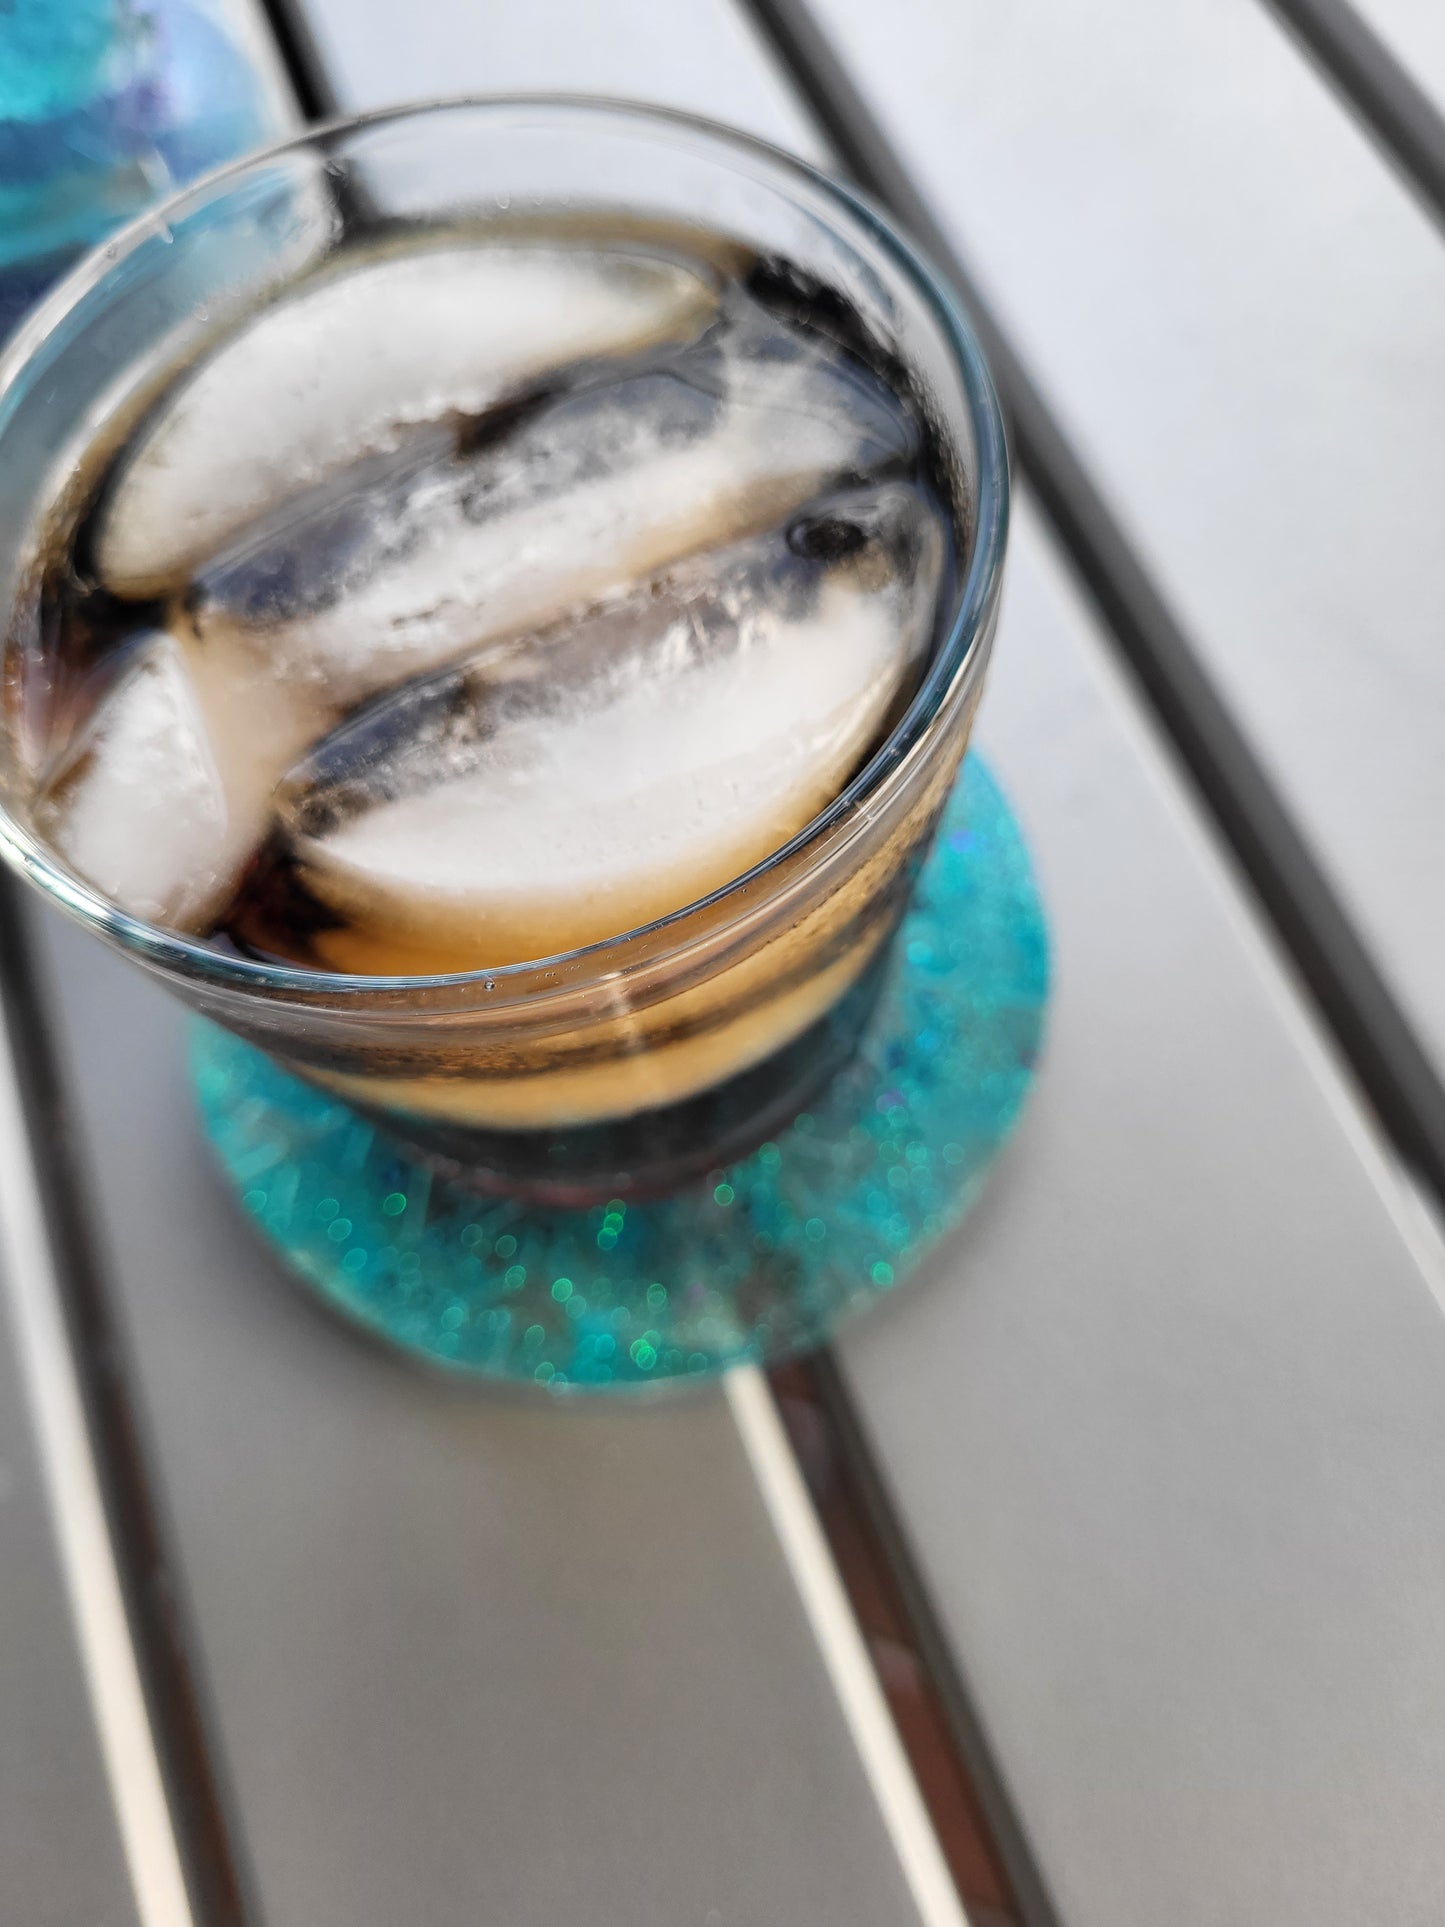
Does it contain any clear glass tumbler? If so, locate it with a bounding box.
[0,97,1008,1204]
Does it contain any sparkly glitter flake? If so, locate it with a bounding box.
[193,756,1049,1392]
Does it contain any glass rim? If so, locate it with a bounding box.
[0,92,1009,1000]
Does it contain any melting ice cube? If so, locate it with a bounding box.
[187,315,918,706]
[35,630,326,930]
[95,243,718,596]
[234,484,944,974]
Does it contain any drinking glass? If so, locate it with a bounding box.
[0,98,1008,1209]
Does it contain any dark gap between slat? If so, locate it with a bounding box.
[1261,0,1445,238]
[0,877,261,1927]
[734,0,1445,1211]
[771,1355,1031,1927]
[256,0,344,121]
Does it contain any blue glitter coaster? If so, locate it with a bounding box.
[192,755,1049,1391]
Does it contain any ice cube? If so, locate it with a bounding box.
[36,629,327,930]
[235,484,944,974]
[95,243,719,596]
[188,318,918,706]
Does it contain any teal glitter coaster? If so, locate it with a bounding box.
[192,754,1049,1391]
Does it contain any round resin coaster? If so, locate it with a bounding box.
[192,754,1050,1391]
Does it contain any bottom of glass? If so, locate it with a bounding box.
[347,938,896,1207]
[191,754,1049,1393]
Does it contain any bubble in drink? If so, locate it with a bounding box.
[95,243,719,596]
[230,484,943,974]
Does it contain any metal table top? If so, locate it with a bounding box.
[3,1,1445,1923]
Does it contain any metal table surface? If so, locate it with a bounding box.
[800,0,1445,1101]
[4,1,1445,1925]
[1329,0,1445,111]
[0,1062,142,1927]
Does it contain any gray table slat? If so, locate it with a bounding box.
[806,0,1445,1089]
[0,1094,140,1927]
[842,493,1445,1927]
[298,0,816,151]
